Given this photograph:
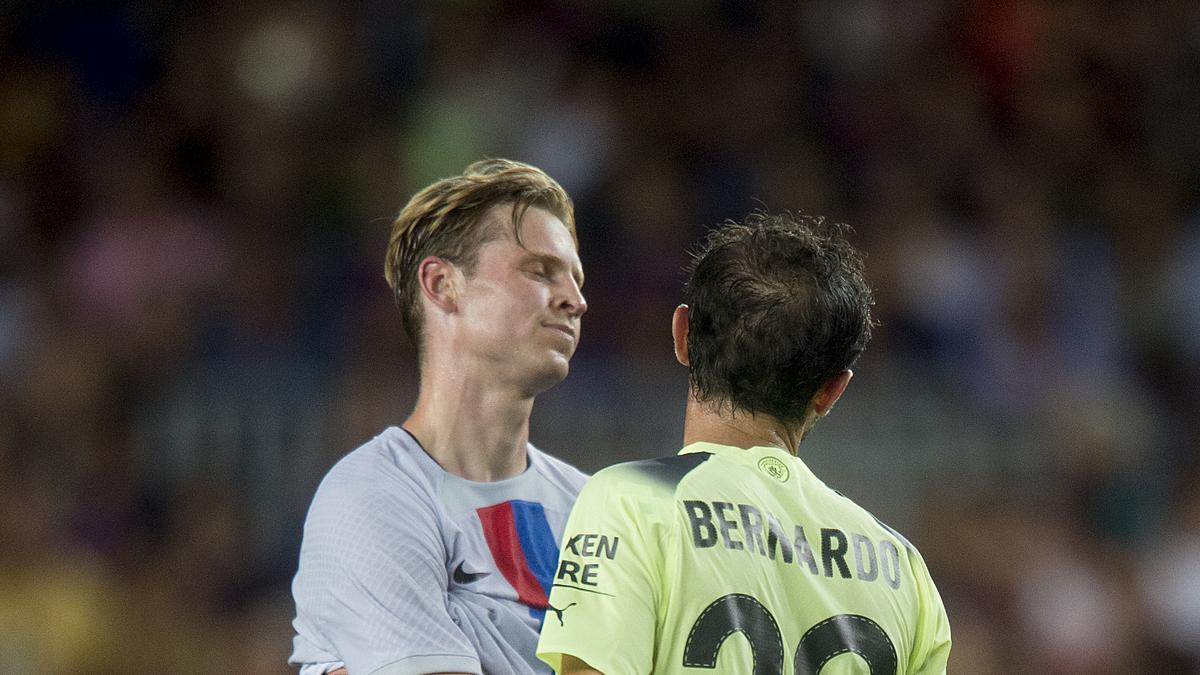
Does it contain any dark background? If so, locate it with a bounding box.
[2,1,1199,672]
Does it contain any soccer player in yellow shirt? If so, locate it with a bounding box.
[538,211,951,674]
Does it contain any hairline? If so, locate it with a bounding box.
[470,201,579,259]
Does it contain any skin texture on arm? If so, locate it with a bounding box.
[559,654,603,675]
[326,670,475,675]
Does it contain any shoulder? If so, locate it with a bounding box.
[553,453,716,541]
[305,428,441,534]
[812,484,925,566]
[585,451,714,501]
[528,444,590,498]
[322,427,431,488]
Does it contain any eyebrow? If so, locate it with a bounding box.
[523,252,584,287]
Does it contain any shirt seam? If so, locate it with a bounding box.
[366,651,481,674]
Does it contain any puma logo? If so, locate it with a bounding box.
[547,602,577,626]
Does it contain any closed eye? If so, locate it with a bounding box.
[522,253,583,288]
[524,263,552,280]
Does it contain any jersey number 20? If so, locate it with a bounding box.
[682,593,898,674]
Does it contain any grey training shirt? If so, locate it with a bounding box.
[290,427,587,675]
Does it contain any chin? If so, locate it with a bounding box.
[526,358,570,395]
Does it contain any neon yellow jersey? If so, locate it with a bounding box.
[537,442,951,674]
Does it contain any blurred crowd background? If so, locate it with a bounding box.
[3,1,1200,672]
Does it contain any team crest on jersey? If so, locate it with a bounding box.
[477,500,558,623]
[758,456,790,482]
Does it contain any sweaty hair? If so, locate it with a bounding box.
[384,159,576,351]
[683,211,874,425]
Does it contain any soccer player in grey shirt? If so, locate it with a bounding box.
[290,159,589,675]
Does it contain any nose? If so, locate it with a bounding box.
[558,277,587,317]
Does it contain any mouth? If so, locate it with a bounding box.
[544,323,576,342]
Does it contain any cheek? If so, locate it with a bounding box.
[469,296,532,335]
[463,281,548,330]
[510,283,551,312]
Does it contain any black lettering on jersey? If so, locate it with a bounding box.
[564,534,583,556]
[555,559,600,587]
[685,500,718,548]
[580,534,598,556]
[880,539,902,589]
[556,559,581,583]
[580,563,599,586]
[794,525,819,575]
[821,528,852,579]
[564,533,620,560]
[713,501,744,551]
[682,594,785,673]
[681,500,907,592]
[852,533,878,582]
[595,535,619,560]
[794,613,898,675]
[765,513,793,564]
[738,503,766,555]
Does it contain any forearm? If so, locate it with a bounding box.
[308,655,476,675]
[559,654,603,675]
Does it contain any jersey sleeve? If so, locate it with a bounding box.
[906,549,952,675]
[537,469,666,674]
[290,472,481,675]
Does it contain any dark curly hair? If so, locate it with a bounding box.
[683,211,874,425]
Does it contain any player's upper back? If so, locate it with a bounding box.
[590,442,949,674]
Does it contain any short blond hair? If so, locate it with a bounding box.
[384,159,576,350]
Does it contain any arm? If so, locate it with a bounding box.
[290,472,482,675]
[907,551,952,674]
[559,654,603,675]
[536,468,663,674]
[321,664,477,675]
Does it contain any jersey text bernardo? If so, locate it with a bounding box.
[683,499,903,589]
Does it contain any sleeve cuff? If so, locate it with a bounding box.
[368,653,482,675]
[298,663,345,675]
[538,644,622,675]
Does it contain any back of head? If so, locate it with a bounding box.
[384,158,576,352]
[683,211,874,425]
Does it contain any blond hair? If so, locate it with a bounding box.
[384,159,576,350]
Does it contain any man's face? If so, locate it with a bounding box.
[455,204,586,395]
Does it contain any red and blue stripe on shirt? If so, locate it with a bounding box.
[477,499,560,623]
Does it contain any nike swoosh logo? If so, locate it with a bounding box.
[452,561,489,585]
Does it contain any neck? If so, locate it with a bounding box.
[403,354,535,482]
[681,392,814,457]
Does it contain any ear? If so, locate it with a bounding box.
[812,369,853,417]
[672,304,690,366]
[417,256,462,314]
